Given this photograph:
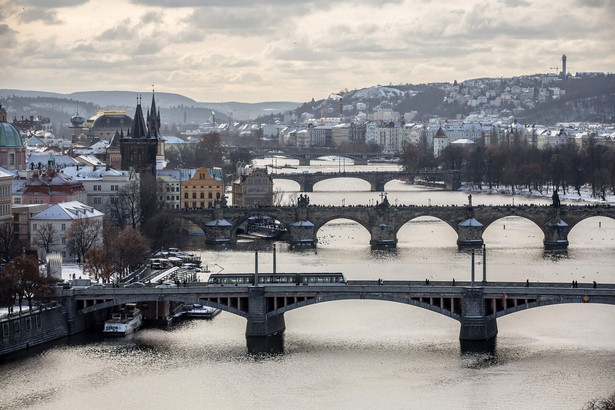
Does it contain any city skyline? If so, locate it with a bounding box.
[0,0,613,103]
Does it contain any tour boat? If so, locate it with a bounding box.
[181,304,220,319]
[103,304,143,336]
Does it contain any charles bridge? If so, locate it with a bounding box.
[250,149,398,166]
[182,203,615,251]
[270,170,461,192]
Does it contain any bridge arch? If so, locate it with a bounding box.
[313,217,372,244]
[312,177,372,192]
[230,213,289,239]
[267,294,462,322]
[78,295,248,318]
[272,177,302,192]
[567,216,615,247]
[493,296,615,319]
[482,215,545,248]
[395,215,459,247]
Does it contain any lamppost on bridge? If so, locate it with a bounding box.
[342,198,346,207]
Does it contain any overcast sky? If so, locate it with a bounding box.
[0,0,613,103]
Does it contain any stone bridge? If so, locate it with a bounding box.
[64,281,615,353]
[271,170,461,192]
[251,150,398,166]
[181,204,615,251]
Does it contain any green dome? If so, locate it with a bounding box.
[0,122,24,147]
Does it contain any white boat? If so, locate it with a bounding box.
[103,303,143,336]
[182,304,220,319]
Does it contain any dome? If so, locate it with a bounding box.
[0,122,24,147]
[71,114,85,127]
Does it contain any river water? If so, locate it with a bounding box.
[1,159,614,409]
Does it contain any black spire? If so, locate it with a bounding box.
[130,95,148,139]
[147,89,161,139]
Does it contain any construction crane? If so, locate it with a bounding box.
[549,66,559,75]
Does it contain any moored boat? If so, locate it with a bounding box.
[181,304,220,319]
[103,303,143,336]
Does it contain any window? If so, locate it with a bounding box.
[62,237,66,244]
[33,224,37,231]
[192,193,196,199]
[93,198,101,204]
[2,322,8,337]
[184,193,188,199]
[200,193,204,199]
[208,192,213,199]
[9,153,14,165]
[61,223,66,231]
[62,251,66,257]
[192,202,196,208]
[200,202,204,208]
[25,317,31,330]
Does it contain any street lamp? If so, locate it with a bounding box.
[342,198,346,206]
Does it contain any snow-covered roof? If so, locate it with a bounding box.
[31,201,104,221]
[60,166,129,180]
[0,169,13,179]
[162,136,187,144]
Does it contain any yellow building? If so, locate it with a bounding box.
[232,166,273,207]
[181,168,224,209]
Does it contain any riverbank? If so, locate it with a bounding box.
[459,184,615,205]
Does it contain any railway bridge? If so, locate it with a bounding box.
[270,170,461,192]
[63,281,615,353]
[182,204,615,251]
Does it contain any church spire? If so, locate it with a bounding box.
[147,87,161,139]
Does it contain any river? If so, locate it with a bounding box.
[1,159,614,409]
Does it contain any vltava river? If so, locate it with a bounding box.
[1,159,614,409]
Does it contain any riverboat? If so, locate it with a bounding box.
[181,304,220,319]
[103,304,143,336]
[243,216,287,239]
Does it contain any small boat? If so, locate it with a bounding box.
[181,304,220,319]
[103,303,143,336]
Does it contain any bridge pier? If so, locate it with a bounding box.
[298,158,310,166]
[203,219,233,245]
[459,287,497,352]
[370,224,397,249]
[543,212,569,252]
[288,220,316,248]
[246,287,286,354]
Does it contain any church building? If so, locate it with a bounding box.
[120,92,161,177]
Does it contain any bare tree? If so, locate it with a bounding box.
[66,218,102,262]
[37,223,57,255]
[109,228,150,278]
[107,181,142,229]
[5,257,50,312]
[83,249,114,283]
[0,221,18,261]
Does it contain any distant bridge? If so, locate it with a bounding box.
[250,149,399,165]
[270,170,461,192]
[182,204,615,251]
[64,280,615,353]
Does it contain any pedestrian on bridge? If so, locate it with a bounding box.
[526,279,529,287]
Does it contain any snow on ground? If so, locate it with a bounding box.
[61,264,85,281]
[460,184,615,204]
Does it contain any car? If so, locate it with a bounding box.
[56,282,71,289]
[155,282,178,288]
[124,282,146,288]
[86,283,105,289]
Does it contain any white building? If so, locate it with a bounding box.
[59,166,134,214]
[30,201,104,261]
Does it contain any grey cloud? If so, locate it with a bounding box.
[23,0,90,8]
[19,8,62,24]
[498,0,531,7]
[130,0,401,8]
[95,19,134,41]
[141,11,163,25]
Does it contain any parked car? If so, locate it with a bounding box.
[56,282,71,289]
[86,283,105,289]
[124,282,146,288]
[155,282,178,288]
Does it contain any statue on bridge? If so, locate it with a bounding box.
[377,193,390,208]
[298,194,310,207]
[214,195,228,208]
[552,190,560,207]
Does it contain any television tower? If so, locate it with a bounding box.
[561,54,567,78]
